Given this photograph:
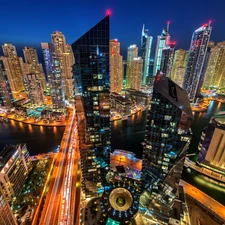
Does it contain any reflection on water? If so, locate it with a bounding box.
[0,120,64,155]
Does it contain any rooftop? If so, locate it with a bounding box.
[154,76,193,119]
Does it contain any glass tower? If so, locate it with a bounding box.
[160,42,175,78]
[153,26,170,77]
[72,15,110,188]
[141,74,193,216]
[141,24,153,85]
[183,22,212,101]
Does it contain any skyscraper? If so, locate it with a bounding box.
[141,24,153,85]
[52,31,74,100]
[0,58,14,108]
[0,144,32,202]
[183,22,212,101]
[171,49,188,87]
[2,44,25,92]
[110,39,123,93]
[160,42,176,78]
[23,74,44,105]
[72,14,110,195]
[0,186,18,225]
[41,42,65,108]
[126,45,138,88]
[129,57,143,91]
[153,24,170,76]
[23,47,46,91]
[141,74,193,215]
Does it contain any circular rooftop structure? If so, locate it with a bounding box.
[101,181,139,222]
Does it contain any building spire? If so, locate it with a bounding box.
[167,21,170,32]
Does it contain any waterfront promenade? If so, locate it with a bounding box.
[0,114,67,127]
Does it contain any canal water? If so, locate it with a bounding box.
[0,101,225,205]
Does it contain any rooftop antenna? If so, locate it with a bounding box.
[167,21,170,32]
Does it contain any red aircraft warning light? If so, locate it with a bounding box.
[106,10,111,16]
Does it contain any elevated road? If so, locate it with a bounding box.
[38,108,81,225]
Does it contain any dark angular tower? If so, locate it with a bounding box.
[140,74,193,216]
[72,15,110,195]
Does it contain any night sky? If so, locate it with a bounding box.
[0,0,224,59]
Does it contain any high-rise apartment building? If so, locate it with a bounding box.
[0,59,14,108]
[0,144,32,202]
[23,47,46,91]
[129,57,143,91]
[183,22,212,101]
[141,24,153,85]
[110,39,123,93]
[23,73,44,105]
[41,42,65,108]
[171,49,188,87]
[160,42,175,78]
[198,114,225,172]
[72,15,110,196]
[153,25,170,76]
[141,74,193,216]
[51,31,74,100]
[2,44,25,92]
[126,45,138,88]
[0,186,18,225]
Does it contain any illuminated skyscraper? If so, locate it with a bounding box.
[126,45,138,88]
[41,42,65,108]
[0,186,17,225]
[141,75,193,216]
[130,57,143,91]
[23,74,44,105]
[153,23,170,76]
[183,22,212,101]
[72,14,110,196]
[0,144,32,202]
[160,42,175,78]
[51,31,74,100]
[141,24,153,85]
[23,47,46,90]
[198,114,225,172]
[110,39,123,93]
[171,49,188,87]
[0,59,14,108]
[2,44,25,92]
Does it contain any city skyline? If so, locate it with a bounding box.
[1,0,225,59]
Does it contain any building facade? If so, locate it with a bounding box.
[41,42,65,108]
[23,47,46,91]
[160,42,176,78]
[153,26,170,76]
[110,39,123,93]
[198,115,225,174]
[0,58,14,108]
[141,24,153,85]
[0,186,18,225]
[23,74,44,105]
[129,57,143,91]
[183,23,212,101]
[171,49,189,87]
[126,45,138,88]
[72,15,110,195]
[52,31,74,100]
[0,144,32,202]
[2,44,25,92]
[141,75,193,217]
